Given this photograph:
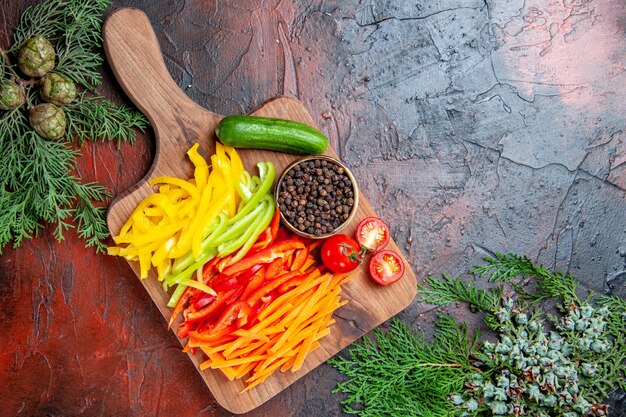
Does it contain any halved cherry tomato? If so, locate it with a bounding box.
[369,250,404,285]
[355,216,390,252]
[321,234,363,273]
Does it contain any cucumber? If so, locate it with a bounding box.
[215,115,328,155]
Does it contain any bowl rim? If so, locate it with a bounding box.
[274,155,360,239]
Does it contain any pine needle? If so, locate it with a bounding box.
[330,316,477,417]
[332,255,626,416]
[1,0,148,252]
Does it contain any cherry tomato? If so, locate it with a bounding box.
[369,250,404,285]
[355,216,390,252]
[321,234,363,273]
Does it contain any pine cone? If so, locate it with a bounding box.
[40,73,77,106]
[18,36,55,78]
[0,80,26,110]
[29,103,67,140]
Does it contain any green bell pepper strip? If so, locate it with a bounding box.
[218,196,275,258]
[227,162,274,226]
[222,196,275,263]
[236,171,254,202]
[167,283,188,308]
[165,246,217,290]
[211,197,269,247]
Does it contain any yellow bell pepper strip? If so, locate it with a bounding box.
[167,184,213,259]
[170,212,228,278]
[190,193,232,259]
[187,143,208,192]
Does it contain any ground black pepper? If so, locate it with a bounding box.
[277,158,355,236]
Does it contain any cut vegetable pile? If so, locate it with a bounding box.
[108,142,276,307]
[108,143,353,391]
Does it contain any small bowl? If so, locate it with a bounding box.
[275,155,359,239]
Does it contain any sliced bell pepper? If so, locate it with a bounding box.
[223,197,275,261]
[276,274,309,294]
[227,162,274,225]
[184,288,238,323]
[240,267,267,301]
[290,246,309,272]
[245,271,303,307]
[188,325,236,344]
[250,209,281,251]
[187,143,208,192]
[212,301,254,332]
[168,286,194,330]
[265,257,287,280]
[222,240,306,277]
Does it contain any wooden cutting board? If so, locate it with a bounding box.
[103,8,417,414]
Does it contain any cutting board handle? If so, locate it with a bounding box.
[103,8,221,157]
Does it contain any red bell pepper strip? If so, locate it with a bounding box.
[240,267,266,301]
[222,240,305,276]
[177,321,193,339]
[211,301,253,332]
[201,257,221,284]
[193,294,216,310]
[273,225,292,243]
[189,325,236,343]
[245,271,302,307]
[265,257,287,280]
[184,288,237,323]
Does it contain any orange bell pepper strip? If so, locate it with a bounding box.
[169,286,194,330]
[290,246,309,272]
[276,274,308,294]
[245,271,302,307]
[221,240,305,276]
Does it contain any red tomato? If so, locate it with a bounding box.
[355,216,390,252]
[321,234,363,273]
[369,250,404,285]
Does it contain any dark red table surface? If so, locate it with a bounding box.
[2,1,625,416]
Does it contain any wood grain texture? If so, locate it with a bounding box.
[103,8,416,414]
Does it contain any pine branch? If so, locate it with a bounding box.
[55,1,111,87]
[11,0,110,50]
[417,274,503,314]
[11,0,67,49]
[65,96,149,146]
[72,183,109,253]
[595,295,626,392]
[330,317,476,417]
[0,0,148,253]
[471,253,579,304]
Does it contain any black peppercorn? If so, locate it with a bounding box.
[277,158,356,237]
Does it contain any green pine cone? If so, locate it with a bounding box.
[40,73,77,106]
[18,36,55,78]
[29,103,67,140]
[0,80,26,110]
